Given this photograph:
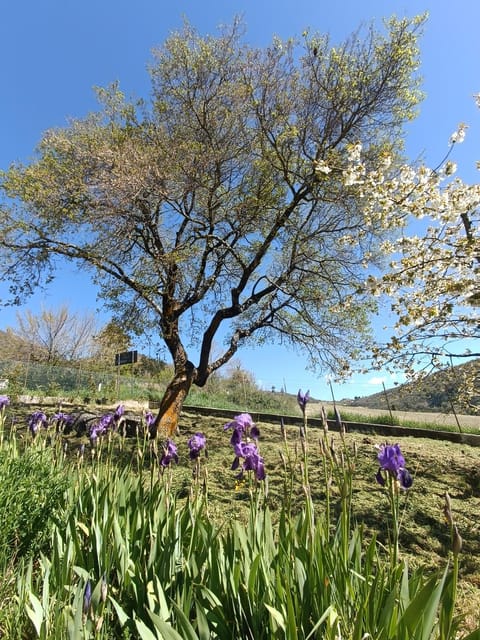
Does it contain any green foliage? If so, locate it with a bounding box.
[0,398,478,638]
[186,374,299,414]
[0,446,69,568]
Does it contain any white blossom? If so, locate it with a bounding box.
[449,123,467,144]
[313,159,332,175]
[444,161,457,176]
[346,141,362,163]
[399,165,416,184]
[343,168,360,186]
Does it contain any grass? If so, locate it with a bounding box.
[153,410,480,631]
[329,409,468,432]
[2,402,480,636]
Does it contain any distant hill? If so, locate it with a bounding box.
[342,360,479,415]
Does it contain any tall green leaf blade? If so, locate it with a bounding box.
[135,617,161,640]
[26,593,44,637]
[265,604,286,632]
[169,603,200,640]
[400,567,448,640]
[109,596,131,628]
[194,601,211,640]
[147,611,185,640]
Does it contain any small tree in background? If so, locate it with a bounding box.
[5,306,97,365]
[92,320,131,368]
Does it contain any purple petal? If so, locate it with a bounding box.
[399,468,413,489]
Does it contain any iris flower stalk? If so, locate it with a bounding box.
[297,389,314,531]
[188,432,207,499]
[279,417,295,516]
[0,395,9,444]
[224,414,266,510]
[297,389,309,438]
[439,492,462,637]
[158,439,178,505]
[376,443,413,567]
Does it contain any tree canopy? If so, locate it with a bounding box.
[0,16,427,432]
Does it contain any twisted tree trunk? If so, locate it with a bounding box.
[152,361,196,438]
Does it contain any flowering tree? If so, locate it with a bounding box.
[0,17,425,434]
[363,115,480,411]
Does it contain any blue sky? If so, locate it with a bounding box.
[0,0,479,400]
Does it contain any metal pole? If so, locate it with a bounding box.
[382,381,394,423]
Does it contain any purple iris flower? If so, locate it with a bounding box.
[231,441,266,481]
[144,411,156,436]
[89,412,114,442]
[377,443,405,475]
[376,443,413,489]
[297,389,310,413]
[224,413,254,432]
[99,413,114,430]
[144,411,155,427]
[114,404,125,422]
[53,411,71,422]
[188,432,207,460]
[52,412,74,431]
[89,425,100,443]
[0,395,10,410]
[160,439,179,467]
[83,580,92,615]
[89,406,124,439]
[28,410,48,436]
[398,468,413,489]
[224,413,260,444]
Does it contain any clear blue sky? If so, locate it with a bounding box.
[1,0,479,400]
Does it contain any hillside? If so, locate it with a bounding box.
[343,360,479,415]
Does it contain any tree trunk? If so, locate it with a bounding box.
[153,361,196,438]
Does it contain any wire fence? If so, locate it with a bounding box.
[0,360,163,402]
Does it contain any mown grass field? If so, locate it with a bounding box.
[328,403,480,430]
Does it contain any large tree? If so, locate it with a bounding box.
[0,17,425,435]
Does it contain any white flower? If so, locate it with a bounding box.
[450,123,468,145]
[313,159,332,175]
[444,161,457,176]
[343,167,363,186]
[417,165,432,185]
[474,93,480,109]
[399,165,416,184]
[346,142,362,163]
